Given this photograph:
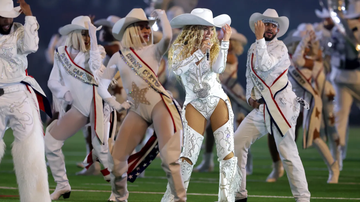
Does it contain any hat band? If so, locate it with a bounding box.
[262,19,279,28]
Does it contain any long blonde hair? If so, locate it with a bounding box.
[168,25,220,70]
[121,23,151,50]
[230,39,245,56]
[65,30,88,52]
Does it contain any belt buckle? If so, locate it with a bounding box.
[0,88,4,96]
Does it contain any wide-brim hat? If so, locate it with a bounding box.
[170,8,231,28]
[112,8,156,41]
[94,15,121,28]
[249,8,289,38]
[344,1,360,19]
[59,15,101,36]
[315,8,330,19]
[231,27,247,45]
[0,0,21,18]
[292,23,321,41]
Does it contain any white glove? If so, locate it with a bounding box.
[87,21,99,51]
[104,97,133,112]
[64,91,73,105]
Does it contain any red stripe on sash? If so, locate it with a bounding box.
[251,54,291,128]
[64,46,94,76]
[160,94,177,133]
[130,48,158,77]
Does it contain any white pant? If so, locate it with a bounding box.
[234,109,310,202]
[0,84,51,202]
[332,82,360,148]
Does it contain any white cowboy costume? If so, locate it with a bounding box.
[97,8,187,202]
[330,1,360,168]
[45,15,108,200]
[233,9,311,202]
[0,0,52,201]
[287,24,340,183]
[161,8,241,202]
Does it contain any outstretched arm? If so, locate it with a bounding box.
[152,9,172,59]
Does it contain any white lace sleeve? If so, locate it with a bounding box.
[212,41,229,73]
[172,46,205,75]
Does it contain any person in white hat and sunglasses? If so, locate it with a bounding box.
[162,8,241,202]
[45,15,131,200]
[0,0,52,201]
[97,8,186,202]
[233,8,311,202]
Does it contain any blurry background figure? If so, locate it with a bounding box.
[144,0,198,14]
[328,0,360,169]
[194,27,253,175]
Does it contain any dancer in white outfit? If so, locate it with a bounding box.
[233,9,311,202]
[0,0,52,201]
[97,8,186,202]
[162,8,241,202]
[45,15,131,200]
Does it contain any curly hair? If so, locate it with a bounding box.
[168,25,220,71]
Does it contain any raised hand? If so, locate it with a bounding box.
[221,24,232,41]
[254,20,265,40]
[200,37,213,54]
[150,9,165,19]
[17,0,32,16]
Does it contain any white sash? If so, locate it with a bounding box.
[250,53,291,136]
[289,65,322,148]
[55,46,105,144]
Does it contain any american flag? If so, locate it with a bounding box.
[127,134,159,182]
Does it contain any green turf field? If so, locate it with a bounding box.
[1,127,359,201]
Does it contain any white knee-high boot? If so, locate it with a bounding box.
[111,159,129,202]
[313,138,339,183]
[44,120,71,200]
[0,139,5,163]
[12,118,51,202]
[214,118,241,202]
[161,126,204,202]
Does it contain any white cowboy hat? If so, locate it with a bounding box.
[315,8,330,19]
[112,8,156,41]
[170,8,231,28]
[0,0,21,18]
[231,27,247,45]
[292,23,321,41]
[249,8,289,38]
[344,1,360,19]
[59,16,101,36]
[94,15,121,28]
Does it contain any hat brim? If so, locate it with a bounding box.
[344,13,360,19]
[59,24,102,36]
[249,12,289,38]
[112,17,156,41]
[170,13,231,28]
[0,6,21,18]
[231,32,247,45]
[94,19,114,28]
[315,9,330,19]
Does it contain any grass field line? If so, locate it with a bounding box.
[1,186,360,200]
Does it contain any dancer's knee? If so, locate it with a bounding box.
[223,152,234,160]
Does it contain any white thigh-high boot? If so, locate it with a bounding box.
[44,120,71,200]
[12,118,51,202]
[161,126,204,202]
[0,139,5,163]
[313,138,340,183]
[214,118,241,202]
[111,159,129,202]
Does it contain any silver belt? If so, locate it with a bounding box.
[0,84,27,97]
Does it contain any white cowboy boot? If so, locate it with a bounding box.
[44,121,71,200]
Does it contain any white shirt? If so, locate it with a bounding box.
[246,38,291,102]
[0,16,39,86]
[172,41,229,105]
